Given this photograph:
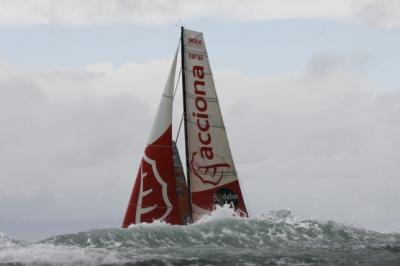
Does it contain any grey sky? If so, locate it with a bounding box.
[0,0,399,240]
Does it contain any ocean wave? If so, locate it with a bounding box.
[1,207,400,265]
[43,206,399,250]
[0,232,19,247]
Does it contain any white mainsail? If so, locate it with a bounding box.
[181,28,248,221]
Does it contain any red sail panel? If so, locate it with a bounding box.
[191,180,247,217]
[122,48,181,227]
[122,126,181,227]
[182,28,248,221]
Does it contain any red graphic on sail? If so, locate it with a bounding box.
[190,151,231,186]
[122,126,181,227]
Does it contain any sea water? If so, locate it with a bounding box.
[1,207,399,265]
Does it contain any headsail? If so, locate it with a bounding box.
[122,49,182,227]
[181,28,248,221]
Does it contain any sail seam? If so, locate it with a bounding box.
[183,49,208,56]
[182,67,214,76]
[186,118,226,129]
[186,93,219,102]
[127,204,181,208]
[145,144,174,147]
[162,94,174,98]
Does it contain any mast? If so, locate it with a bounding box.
[180,26,193,223]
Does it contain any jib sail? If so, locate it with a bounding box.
[122,49,182,227]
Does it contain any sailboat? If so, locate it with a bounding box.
[122,27,248,227]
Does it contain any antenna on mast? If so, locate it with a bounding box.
[176,19,185,29]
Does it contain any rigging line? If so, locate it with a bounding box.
[173,68,182,99]
[171,36,182,101]
[175,114,184,142]
[172,38,182,142]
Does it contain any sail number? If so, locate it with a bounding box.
[189,53,203,61]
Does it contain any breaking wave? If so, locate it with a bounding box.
[0,233,18,247]
[1,206,400,265]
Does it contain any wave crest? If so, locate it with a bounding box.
[2,209,400,265]
[0,232,18,247]
[43,208,400,250]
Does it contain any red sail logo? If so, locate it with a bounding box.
[190,64,232,186]
[190,151,231,186]
[135,154,173,223]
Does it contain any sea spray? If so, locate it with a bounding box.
[0,232,18,247]
[1,208,399,265]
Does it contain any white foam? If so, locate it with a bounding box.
[2,211,399,265]
[195,204,245,224]
[127,217,176,229]
[0,243,125,265]
[0,232,17,247]
[125,204,244,229]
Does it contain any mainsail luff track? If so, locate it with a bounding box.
[180,26,193,223]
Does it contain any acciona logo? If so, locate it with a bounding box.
[190,151,231,186]
[189,63,231,186]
